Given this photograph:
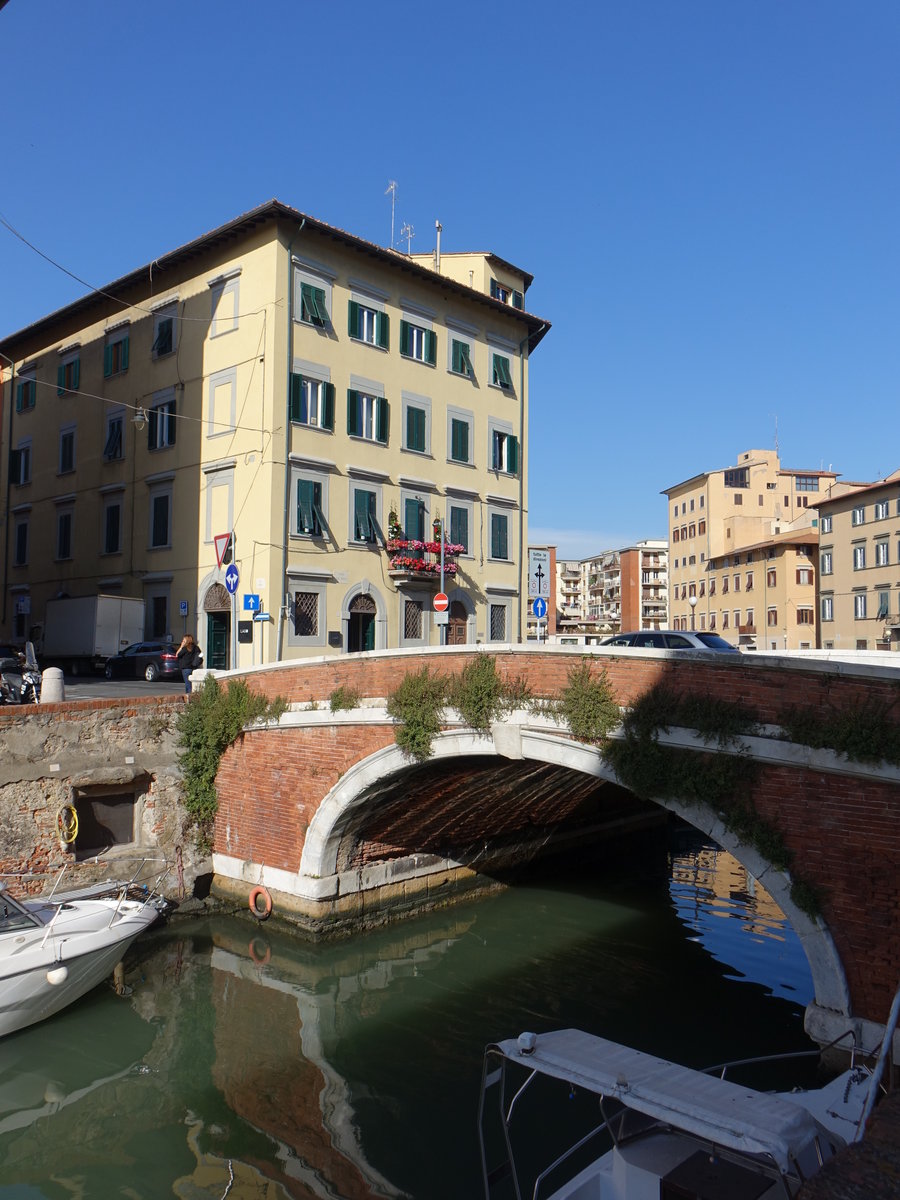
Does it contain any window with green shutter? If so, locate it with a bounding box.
[354,488,378,542]
[450,418,470,463]
[492,354,513,389]
[406,405,426,453]
[490,513,509,560]
[104,335,130,378]
[296,479,324,536]
[400,319,435,365]
[451,339,473,377]
[15,379,36,412]
[349,301,389,347]
[512,290,524,310]
[291,375,334,428]
[348,391,388,443]
[148,400,176,450]
[57,356,80,395]
[404,498,425,542]
[491,430,518,475]
[449,505,469,553]
[300,282,329,327]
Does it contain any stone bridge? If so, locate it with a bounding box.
[211,646,900,1054]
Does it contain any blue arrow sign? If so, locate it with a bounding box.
[532,597,547,619]
[224,564,240,595]
[243,593,260,611]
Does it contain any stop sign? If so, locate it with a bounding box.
[433,592,449,612]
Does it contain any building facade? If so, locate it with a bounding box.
[1,202,549,665]
[816,471,900,651]
[664,449,836,649]
[552,540,668,639]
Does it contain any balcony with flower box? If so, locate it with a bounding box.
[386,538,465,589]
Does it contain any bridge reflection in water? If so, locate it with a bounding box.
[0,827,814,1200]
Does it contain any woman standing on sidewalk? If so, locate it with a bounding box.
[176,634,201,694]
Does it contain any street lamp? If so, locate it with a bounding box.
[689,594,697,630]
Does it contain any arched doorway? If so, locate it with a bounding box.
[204,583,231,669]
[447,600,468,645]
[348,593,376,653]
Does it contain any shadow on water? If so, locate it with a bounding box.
[0,824,815,1200]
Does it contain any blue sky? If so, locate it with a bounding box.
[2,1,898,558]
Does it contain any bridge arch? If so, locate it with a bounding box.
[299,725,850,1022]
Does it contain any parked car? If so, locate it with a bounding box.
[600,630,740,652]
[104,641,180,681]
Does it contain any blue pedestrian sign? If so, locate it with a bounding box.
[532,597,547,619]
[243,593,260,612]
[224,564,240,595]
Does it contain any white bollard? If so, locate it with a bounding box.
[40,667,65,704]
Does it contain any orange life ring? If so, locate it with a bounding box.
[248,885,272,920]
[248,937,271,966]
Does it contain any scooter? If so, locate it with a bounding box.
[0,642,42,704]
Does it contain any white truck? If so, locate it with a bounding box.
[41,595,145,675]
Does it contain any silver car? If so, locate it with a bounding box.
[600,630,739,652]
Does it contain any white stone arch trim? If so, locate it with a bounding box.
[299,724,851,1024]
[339,578,388,651]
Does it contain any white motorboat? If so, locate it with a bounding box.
[0,875,165,1038]
[478,1028,878,1199]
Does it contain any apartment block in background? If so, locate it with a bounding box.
[1,201,549,665]
[552,540,668,639]
[664,449,837,650]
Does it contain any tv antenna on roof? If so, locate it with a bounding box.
[400,222,415,254]
[385,180,398,248]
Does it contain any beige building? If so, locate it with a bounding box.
[552,540,668,638]
[0,201,549,666]
[816,470,900,651]
[664,449,837,649]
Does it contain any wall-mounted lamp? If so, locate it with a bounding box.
[133,407,147,431]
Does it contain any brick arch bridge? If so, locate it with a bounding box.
[211,646,900,1052]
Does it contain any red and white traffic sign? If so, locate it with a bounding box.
[433,592,449,612]
[214,532,233,568]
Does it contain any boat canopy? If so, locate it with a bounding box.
[488,1029,835,1174]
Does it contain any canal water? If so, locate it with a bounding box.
[0,829,815,1200]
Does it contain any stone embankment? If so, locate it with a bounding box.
[0,694,207,898]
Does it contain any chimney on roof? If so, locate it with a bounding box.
[434,221,442,273]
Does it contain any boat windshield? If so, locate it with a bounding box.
[0,889,43,933]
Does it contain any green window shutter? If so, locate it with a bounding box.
[407,406,425,452]
[512,290,524,310]
[72,358,80,389]
[377,311,389,349]
[491,514,508,560]
[311,483,326,535]
[322,382,335,430]
[15,382,23,412]
[121,337,129,371]
[451,340,463,373]
[354,489,374,541]
[290,373,302,422]
[425,329,436,365]
[405,498,424,541]
[297,479,314,534]
[494,354,512,388]
[376,397,389,444]
[347,390,359,436]
[57,364,65,395]
[451,418,469,463]
[147,407,158,449]
[313,287,328,325]
[450,506,468,551]
[459,342,472,376]
[166,402,176,446]
[104,345,113,378]
[348,299,359,338]
[399,319,410,356]
[508,435,519,476]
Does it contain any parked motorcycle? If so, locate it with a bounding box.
[0,643,41,704]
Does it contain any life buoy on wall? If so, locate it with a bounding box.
[248,885,272,920]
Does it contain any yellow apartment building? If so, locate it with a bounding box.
[0,201,549,667]
[664,449,837,649]
[816,470,900,651]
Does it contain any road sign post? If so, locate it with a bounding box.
[532,596,547,645]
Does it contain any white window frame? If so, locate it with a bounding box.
[875,499,890,520]
[207,367,237,438]
[820,514,832,533]
[821,595,834,622]
[12,437,32,486]
[401,391,432,456]
[149,388,176,450]
[875,539,889,567]
[853,545,866,571]
[291,359,332,429]
[58,423,76,475]
[401,311,434,364]
[489,417,517,475]
[851,505,865,526]
[148,481,173,550]
[854,592,867,619]
[209,272,240,338]
[820,550,833,575]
